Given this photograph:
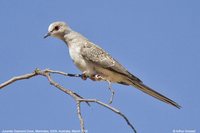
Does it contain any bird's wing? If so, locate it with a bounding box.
[81,42,142,82]
[81,42,181,109]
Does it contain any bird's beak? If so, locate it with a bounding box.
[44,32,51,38]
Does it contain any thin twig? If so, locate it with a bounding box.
[0,68,137,133]
[0,72,37,89]
[46,69,82,78]
[77,101,85,133]
[42,71,90,106]
[78,99,137,133]
[107,81,115,104]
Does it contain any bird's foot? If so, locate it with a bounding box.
[81,73,88,80]
[90,74,103,81]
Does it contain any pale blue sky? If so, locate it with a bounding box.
[0,0,199,133]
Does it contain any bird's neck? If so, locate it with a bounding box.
[63,30,87,47]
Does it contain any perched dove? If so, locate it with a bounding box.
[44,21,181,109]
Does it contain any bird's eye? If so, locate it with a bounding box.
[54,26,59,31]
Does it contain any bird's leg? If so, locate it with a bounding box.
[107,81,115,104]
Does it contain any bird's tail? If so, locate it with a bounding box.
[130,81,181,109]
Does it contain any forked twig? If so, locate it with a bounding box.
[0,68,137,133]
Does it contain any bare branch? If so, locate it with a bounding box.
[0,68,137,133]
[0,71,37,89]
[77,101,85,133]
[45,69,82,78]
[107,81,115,104]
[78,99,137,133]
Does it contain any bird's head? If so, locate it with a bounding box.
[44,21,70,39]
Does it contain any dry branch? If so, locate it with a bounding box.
[0,68,137,133]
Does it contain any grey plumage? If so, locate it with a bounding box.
[44,21,181,109]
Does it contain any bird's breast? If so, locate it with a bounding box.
[68,44,94,75]
[69,45,81,62]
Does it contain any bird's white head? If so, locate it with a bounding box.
[44,21,70,39]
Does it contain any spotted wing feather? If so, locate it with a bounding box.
[81,42,142,82]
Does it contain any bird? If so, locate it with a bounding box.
[44,21,181,109]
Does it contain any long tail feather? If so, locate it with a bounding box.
[131,81,181,109]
